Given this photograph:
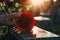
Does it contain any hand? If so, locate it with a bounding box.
[0,12,21,26]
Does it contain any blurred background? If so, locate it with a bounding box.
[0,0,60,40]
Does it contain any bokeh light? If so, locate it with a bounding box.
[30,0,45,6]
[53,0,57,2]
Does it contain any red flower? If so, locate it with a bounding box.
[16,11,36,30]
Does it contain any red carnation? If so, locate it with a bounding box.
[16,11,36,30]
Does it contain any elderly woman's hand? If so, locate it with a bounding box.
[0,13,21,26]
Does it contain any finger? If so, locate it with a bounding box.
[7,21,16,26]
